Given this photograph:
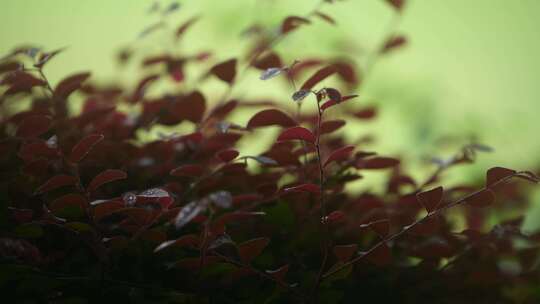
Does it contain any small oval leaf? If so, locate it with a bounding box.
[87,169,127,192]
[69,134,104,163]
[277,126,316,144]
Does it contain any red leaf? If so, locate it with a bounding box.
[154,234,199,252]
[130,74,160,103]
[283,183,321,195]
[87,169,127,192]
[16,115,52,139]
[35,174,77,194]
[333,244,357,262]
[386,0,405,12]
[216,149,239,162]
[54,72,91,99]
[170,164,204,177]
[353,107,377,120]
[50,194,87,213]
[277,126,316,144]
[417,186,443,213]
[320,119,345,134]
[320,94,358,111]
[92,200,124,220]
[2,71,46,95]
[486,167,517,187]
[238,237,270,263]
[247,109,296,129]
[360,219,389,237]
[175,16,200,40]
[69,134,104,163]
[252,52,282,70]
[18,141,58,160]
[466,189,495,208]
[325,88,341,103]
[381,35,407,53]
[325,210,345,223]
[170,91,206,123]
[314,11,336,25]
[301,65,336,91]
[358,157,400,169]
[281,16,311,34]
[210,59,236,84]
[323,145,354,168]
[266,264,289,282]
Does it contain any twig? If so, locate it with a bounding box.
[321,172,534,280]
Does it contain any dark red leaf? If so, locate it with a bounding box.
[301,65,336,91]
[175,16,200,40]
[333,244,357,262]
[381,35,407,53]
[277,126,316,144]
[18,141,58,160]
[69,134,104,163]
[314,11,336,25]
[358,157,400,169]
[216,149,239,162]
[154,235,199,252]
[360,219,389,237]
[353,107,377,120]
[252,52,282,70]
[466,189,496,208]
[247,109,296,129]
[321,94,358,111]
[486,167,517,187]
[35,174,77,194]
[54,72,91,99]
[170,91,206,123]
[325,88,341,103]
[386,0,405,12]
[130,74,160,103]
[238,237,270,263]
[16,115,51,139]
[50,194,87,213]
[2,71,46,95]
[170,164,204,177]
[417,186,443,213]
[281,16,311,34]
[210,59,236,84]
[87,169,127,192]
[324,145,354,168]
[320,119,345,134]
[325,210,345,223]
[283,183,320,195]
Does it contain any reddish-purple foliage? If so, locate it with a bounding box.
[1,1,539,303]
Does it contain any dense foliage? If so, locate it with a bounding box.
[1,0,539,303]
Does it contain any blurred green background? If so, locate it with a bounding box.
[1,0,540,229]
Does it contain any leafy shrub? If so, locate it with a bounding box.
[1,1,539,303]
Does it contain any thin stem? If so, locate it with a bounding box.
[37,68,54,96]
[321,172,531,280]
[310,97,330,302]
